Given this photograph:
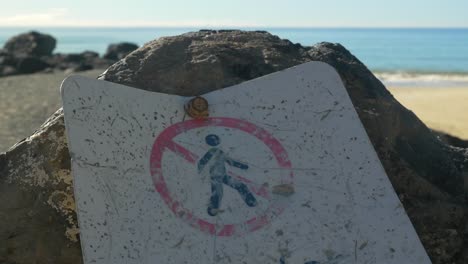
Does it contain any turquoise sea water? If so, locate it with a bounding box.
[1,27,468,76]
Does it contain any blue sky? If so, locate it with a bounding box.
[0,0,467,27]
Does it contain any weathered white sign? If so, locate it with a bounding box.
[61,62,431,264]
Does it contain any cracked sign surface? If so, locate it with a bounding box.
[61,62,431,264]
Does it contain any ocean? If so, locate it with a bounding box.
[1,27,468,87]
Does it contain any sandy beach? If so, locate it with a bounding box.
[389,87,468,140]
[0,69,105,152]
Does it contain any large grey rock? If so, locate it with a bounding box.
[15,56,51,74]
[1,30,467,264]
[0,109,82,263]
[102,30,307,95]
[0,31,56,77]
[3,31,56,57]
[0,51,16,67]
[103,42,138,61]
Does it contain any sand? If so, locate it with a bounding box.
[389,87,468,140]
[0,69,105,152]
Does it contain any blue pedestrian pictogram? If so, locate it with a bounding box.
[198,134,257,216]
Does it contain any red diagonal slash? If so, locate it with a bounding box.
[165,140,270,199]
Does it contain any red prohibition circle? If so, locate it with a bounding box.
[150,117,293,236]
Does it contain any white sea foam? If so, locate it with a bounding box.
[374,72,468,88]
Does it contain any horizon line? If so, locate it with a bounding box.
[1,25,468,30]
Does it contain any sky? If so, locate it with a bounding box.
[0,0,467,28]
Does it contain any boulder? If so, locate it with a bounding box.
[0,31,57,76]
[1,30,467,264]
[433,130,468,148]
[0,52,16,67]
[0,32,112,77]
[0,53,50,76]
[0,49,18,75]
[103,42,138,60]
[0,65,18,76]
[44,51,113,73]
[15,56,50,74]
[58,51,99,63]
[0,109,82,263]
[3,31,56,57]
[80,50,99,59]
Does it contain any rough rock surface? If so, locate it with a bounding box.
[0,109,82,263]
[103,42,139,60]
[1,30,467,264]
[434,130,468,149]
[4,31,56,57]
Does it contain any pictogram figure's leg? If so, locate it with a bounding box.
[223,174,257,207]
[208,177,223,216]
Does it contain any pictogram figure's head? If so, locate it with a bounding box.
[205,134,220,146]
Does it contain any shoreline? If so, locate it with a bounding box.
[375,71,468,88]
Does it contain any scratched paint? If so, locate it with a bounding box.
[61,62,431,264]
[198,134,257,216]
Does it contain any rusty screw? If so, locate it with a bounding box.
[185,96,209,119]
